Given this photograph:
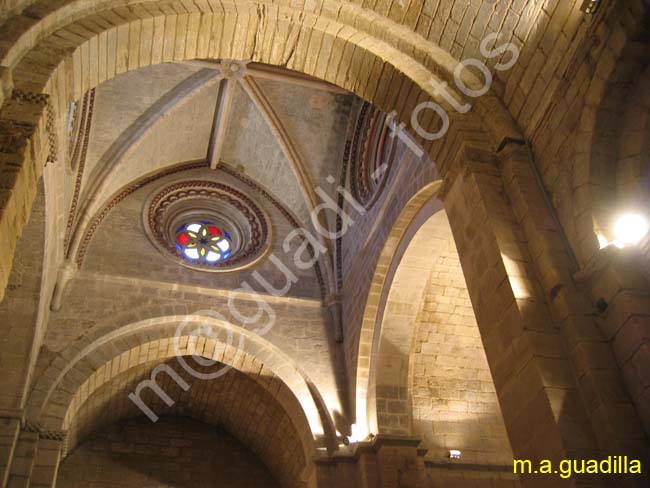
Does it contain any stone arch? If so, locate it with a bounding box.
[617,63,650,224]
[26,314,334,457]
[0,0,486,106]
[61,356,313,488]
[0,0,525,301]
[356,176,515,468]
[572,40,650,437]
[3,0,473,131]
[372,204,446,436]
[631,64,650,265]
[403,210,514,465]
[354,180,443,439]
[572,8,650,265]
[589,58,650,249]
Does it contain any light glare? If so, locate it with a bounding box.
[597,234,608,249]
[613,214,649,246]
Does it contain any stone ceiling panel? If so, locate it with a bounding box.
[83,62,207,193]
[255,78,353,199]
[91,76,218,208]
[222,82,311,225]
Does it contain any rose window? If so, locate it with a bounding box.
[144,180,270,273]
[176,222,232,263]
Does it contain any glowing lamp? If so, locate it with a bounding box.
[449,450,461,460]
[613,214,649,247]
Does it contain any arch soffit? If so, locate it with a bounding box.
[354,180,443,438]
[29,314,333,454]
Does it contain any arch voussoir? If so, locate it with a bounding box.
[30,314,331,460]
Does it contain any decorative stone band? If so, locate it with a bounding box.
[75,162,206,266]
[349,102,395,210]
[11,89,57,166]
[333,100,396,294]
[64,88,95,251]
[144,179,271,272]
[23,422,67,442]
[74,161,326,295]
[10,89,48,107]
[0,414,67,443]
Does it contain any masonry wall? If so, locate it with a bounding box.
[523,0,648,265]
[423,464,520,488]
[340,137,438,411]
[0,181,45,413]
[57,416,279,488]
[32,273,346,434]
[409,214,513,468]
[374,211,441,436]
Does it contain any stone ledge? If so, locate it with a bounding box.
[314,434,424,464]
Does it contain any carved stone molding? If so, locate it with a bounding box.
[144,179,271,272]
[23,421,67,442]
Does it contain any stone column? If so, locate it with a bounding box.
[0,181,47,420]
[357,447,380,488]
[0,416,21,488]
[373,437,424,488]
[5,430,38,488]
[326,295,344,344]
[579,247,650,434]
[442,144,613,487]
[29,437,62,488]
[312,436,425,488]
[497,143,648,468]
[0,81,50,302]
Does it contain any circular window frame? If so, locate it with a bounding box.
[143,180,272,273]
